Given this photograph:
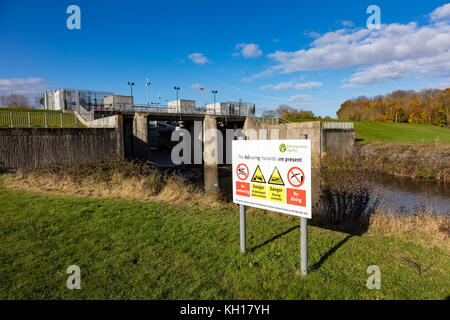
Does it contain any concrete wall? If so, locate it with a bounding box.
[243,118,322,166]
[132,113,149,160]
[0,128,120,171]
[321,128,355,158]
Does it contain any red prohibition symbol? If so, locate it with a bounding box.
[287,167,305,187]
[236,163,249,181]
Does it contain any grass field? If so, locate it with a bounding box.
[282,118,450,144]
[0,181,448,300]
[353,121,450,144]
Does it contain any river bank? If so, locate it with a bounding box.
[325,143,450,182]
[0,174,449,299]
[2,158,448,252]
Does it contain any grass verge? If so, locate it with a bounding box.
[0,163,449,299]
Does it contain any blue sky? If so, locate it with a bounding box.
[1,0,449,116]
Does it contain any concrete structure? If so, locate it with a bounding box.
[206,101,255,116]
[242,118,355,166]
[104,95,133,111]
[168,100,196,113]
[0,127,123,171]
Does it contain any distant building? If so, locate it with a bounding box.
[44,89,133,111]
[104,95,133,111]
[167,99,196,113]
[206,101,255,116]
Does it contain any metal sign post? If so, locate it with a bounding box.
[238,136,246,254]
[299,134,308,276]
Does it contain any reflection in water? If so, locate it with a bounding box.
[200,166,449,215]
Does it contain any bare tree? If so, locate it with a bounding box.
[0,93,29,108]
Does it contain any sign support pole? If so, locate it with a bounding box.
[238,136,246,254]
[300,134,308,276]
[240,203,246,254]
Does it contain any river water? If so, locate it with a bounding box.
[187,166,449,215]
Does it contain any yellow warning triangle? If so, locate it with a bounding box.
[268,167,285,186]
[251,165,266,183]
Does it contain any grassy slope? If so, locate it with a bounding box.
[283,118,450,144]
[0,183,448,300]
[354,121,450,144]
[0,108,85,128]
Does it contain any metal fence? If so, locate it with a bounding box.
[0,111,81,128]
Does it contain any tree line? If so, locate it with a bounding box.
[337,88,449,127]
[262,105,331,121]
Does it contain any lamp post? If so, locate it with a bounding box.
[174,86,180,110]
[212,90,218,105]
[212,90,218,115]
[127,82,135,98]
[200,87,205,108]
[145,77,151,105]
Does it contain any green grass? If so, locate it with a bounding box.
[282,118,450,144]
[353,121,450,144]
[0,182,448,299]
[0,109,85,128]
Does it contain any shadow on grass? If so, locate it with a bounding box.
[311,234,354,271]
[249,225,299,252]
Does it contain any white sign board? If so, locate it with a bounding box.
[232,140,312,219]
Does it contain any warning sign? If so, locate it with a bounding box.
[236,182,250,197]
[251,165,266,183]
[232,139,312,219]
[268,185,285,203]
[286,188,306,207]
[251,183,267,200]
[268,167,284,186]
[287,167,305,188]
[236,163,249,181]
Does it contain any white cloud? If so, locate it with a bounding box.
[430,3,450,21]
[288,94,312,103]
[190,83,204,90]
[235,43,263,58]
[341,20,355,27]
[0,78,47,96]
[251,5,450,87]
[188,53,209,65]
[242,68,276,82]
[260,81,323,91]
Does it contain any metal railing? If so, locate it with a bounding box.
[254,116,280,125]
[0,111,81,128]
[322,122,354,130]
[84,104,255,117]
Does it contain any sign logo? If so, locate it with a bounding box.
[287,167,305,188]
[251,165,266,183]
[279,144,287,153]
[268,167,284,186]
[236,163,249,181]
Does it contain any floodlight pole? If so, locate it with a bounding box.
[174,87,180,110]
[145,77,151,106]
[300,134,308,276]
[238,135,246,254]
